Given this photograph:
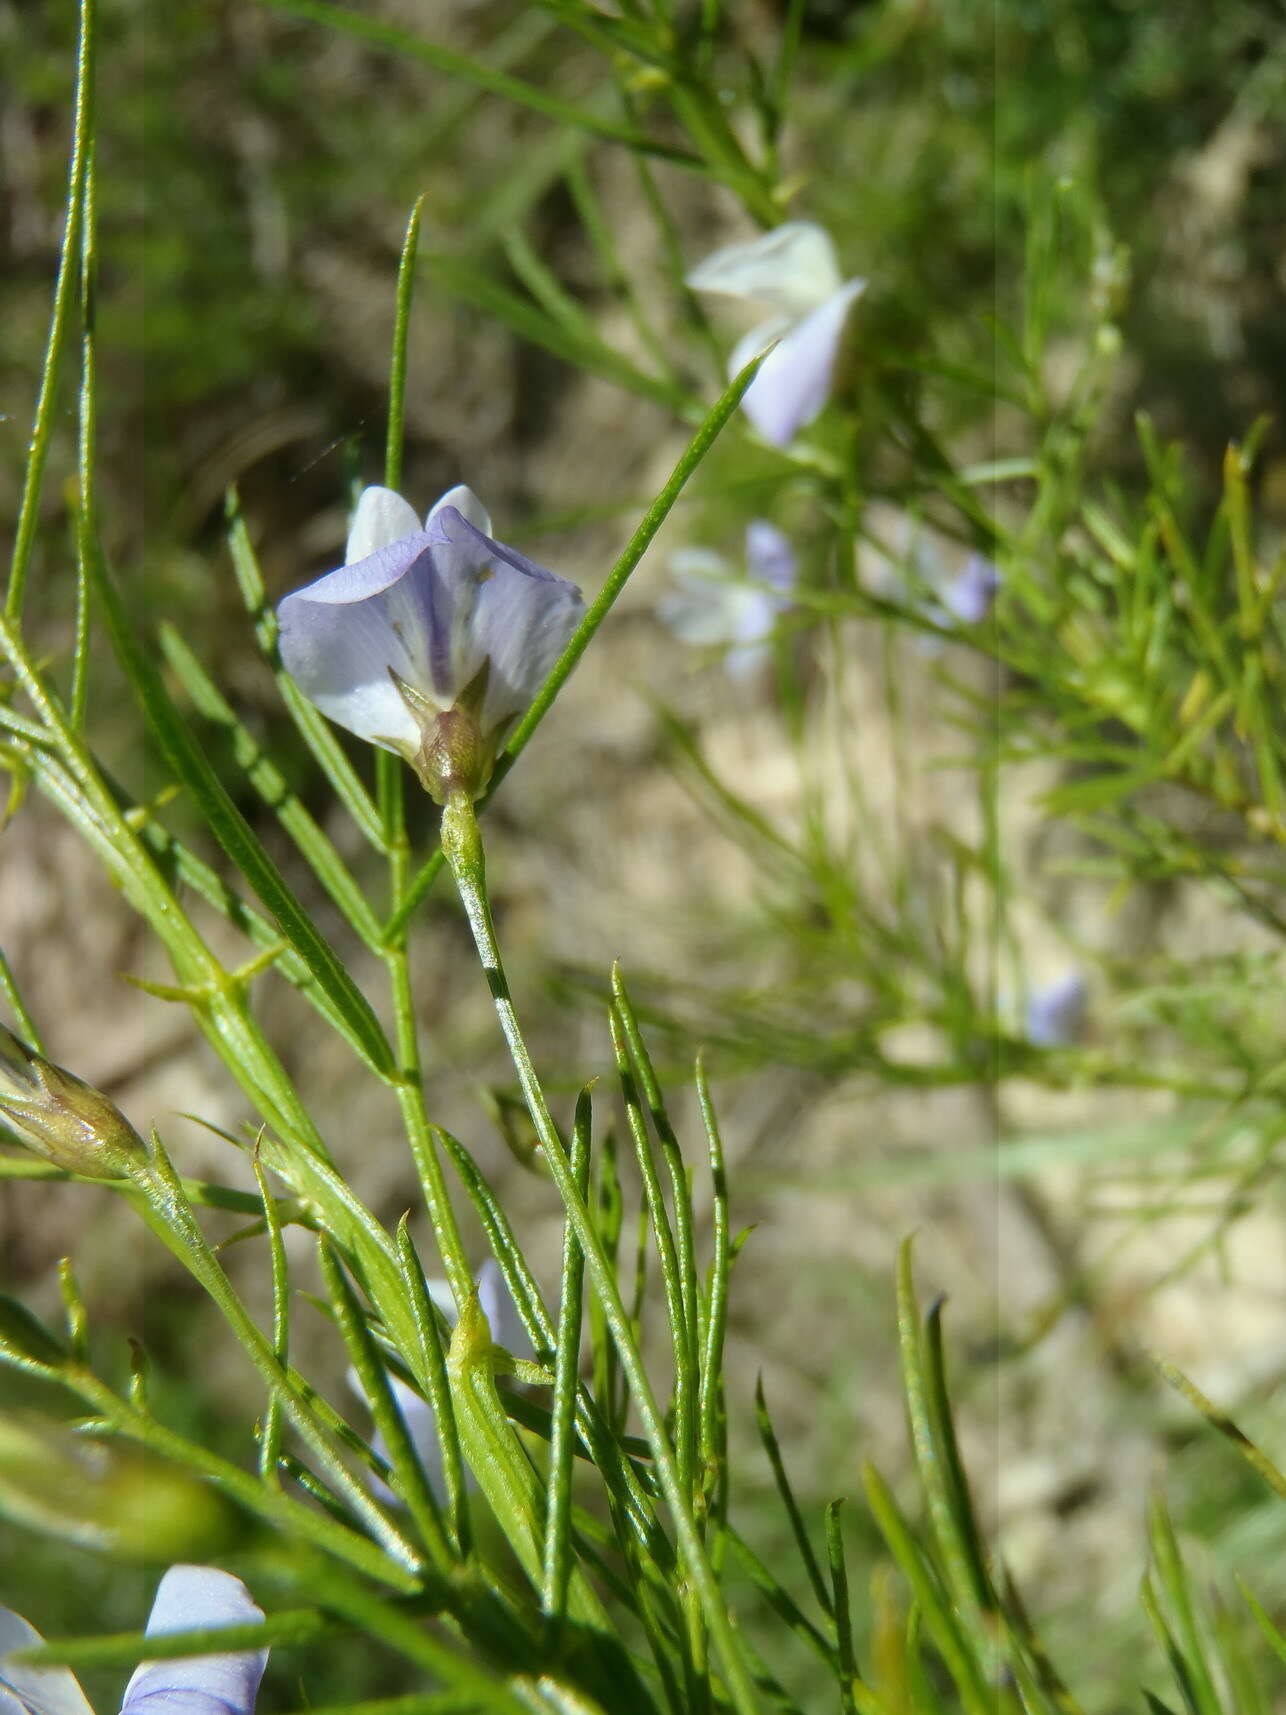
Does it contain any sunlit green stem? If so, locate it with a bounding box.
[44,1362,419,1592]
[382,810,475,1309]
[376,188,475,1310]
[440,787,762,1715]
[5,0,95,619]
[0,608,431,1372]
[128,1137,425,1574]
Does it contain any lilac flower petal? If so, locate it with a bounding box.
[663,522,794,680]
[475,1259,533,1360]
[426,485,492,537]
[739,279,866,448]
[1025,972,1089,1048]
[278,489,584,762]
[423,509,585,735]
[345,486,422,563]
[744,521,797,593]
[660,524,791,675]
[346,1362,449,1506]
[660,578,779,676]
[0,1608,94,1715]
[120,1566,266,1715]
[687,222,844,317]
[726,316,789,389]
[733,588,783,649]
[942,554,1001,625]
[277,532,442,751]
[371,1372,450,1507]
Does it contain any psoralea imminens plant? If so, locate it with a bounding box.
[1,2,1283,1712]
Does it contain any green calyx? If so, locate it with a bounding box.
[0,1025,148,1179]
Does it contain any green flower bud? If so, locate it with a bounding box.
[0,1024,147,1179]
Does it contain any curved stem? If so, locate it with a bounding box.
[381,807,475,1310]
[440,789,762,1715]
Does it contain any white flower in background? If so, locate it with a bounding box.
[686,222,866,448]
[0,1565,267,1715]
[351,1260,531,1507]
[1025,971,1090,1047]
[277,485,585,802]
[659,520,798,680]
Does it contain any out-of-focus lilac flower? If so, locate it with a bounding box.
[1025,972,1090,1047]
[856,504,947,605]
[659,520,798,679]
[686,223,866,448]
[1,1566,266,1715]
[277,485,584,801]
[352,1260,531,1507]
[939,553,1002,626]
[856,506,1000,642]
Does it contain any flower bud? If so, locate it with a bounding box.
[0,1024,147,1179]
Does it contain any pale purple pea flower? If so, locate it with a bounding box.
[857,508,1000,643]
[1025,972,1090,1047]
[277,485,584,801]
[940,553,1002,626]
[659,520,798,679]
[686,222,866,448]
[1,1566,266,1715]
[352,1260,532,1507]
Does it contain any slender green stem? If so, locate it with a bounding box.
[373,193,475,1306]
[826,1501,858,1715]
[611,972,702,1462]
[252,1150,289,1484]
[0,951,42,1046]
[131,1138,423,1573]
[320,1237,454,1570]
[260,0,704,170]
[440,789,762,1715]
[396,1218,472,1555]
[300,1559,536,1713]
[541,1088,591,1627]
[6,0,95,619]
[608,998,704,1693]
[386,196,426,493]
[53,1363,419,1591]
[694,1057,730,1520]
[71,122,98,730]
[382,843,474,1307]
[608,1002,692,1484]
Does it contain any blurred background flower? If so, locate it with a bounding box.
[658,520,797,679]
[1025,971,1091,1048]
[686,221,866,446]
